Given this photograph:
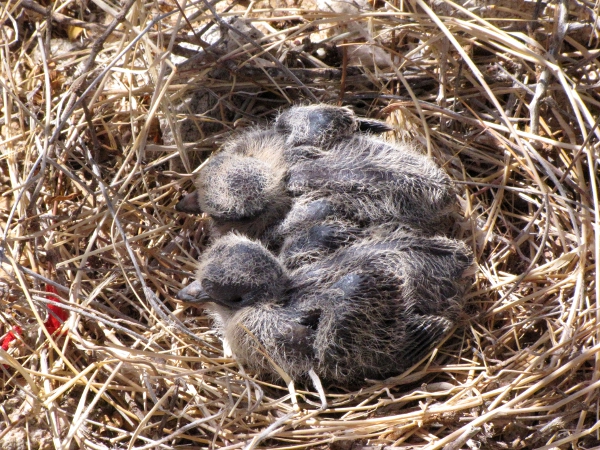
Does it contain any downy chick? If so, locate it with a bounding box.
[176,105,453,247]
[175,129,292,238]
[175,105,392,238]
[285,134,455,230]
[177,232,473,387]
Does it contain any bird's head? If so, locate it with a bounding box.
[177,234,287,309]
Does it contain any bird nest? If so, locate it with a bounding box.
[1,0,598,448]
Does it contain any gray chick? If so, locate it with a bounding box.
[176,105,452,244]
[177,232,473,387]
[282,133,454,229]
[175,129,292,238]
[174,104,390,221]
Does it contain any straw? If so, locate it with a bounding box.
[1,0,598,448]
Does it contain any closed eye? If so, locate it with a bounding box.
[202,279,247,304]
[299,310,321,331]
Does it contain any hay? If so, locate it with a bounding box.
[0,0,598,448]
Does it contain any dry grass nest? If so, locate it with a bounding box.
[1,0,599,448]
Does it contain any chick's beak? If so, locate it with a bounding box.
[175,192,203,215]
[177,280,212,304]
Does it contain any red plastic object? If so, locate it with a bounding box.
[44,284,69,335]
[1,326,22,350]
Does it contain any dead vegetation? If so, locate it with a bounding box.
[1,0,599,448]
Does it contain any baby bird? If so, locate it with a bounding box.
[284,133,454,229]
[175,129,291,238]
[177,104,453,244]
[177,232,473,387]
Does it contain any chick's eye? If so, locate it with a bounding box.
[202,279,245,303]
